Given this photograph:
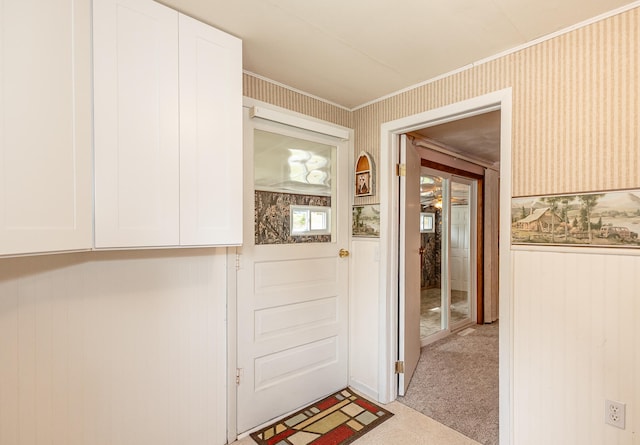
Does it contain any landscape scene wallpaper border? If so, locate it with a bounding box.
[352,204,380,238]
[511,189,640,248]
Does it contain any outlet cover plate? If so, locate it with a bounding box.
[605,399,626,429]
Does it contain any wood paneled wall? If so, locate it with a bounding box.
[512,249,639,444]
[0,250,228,445]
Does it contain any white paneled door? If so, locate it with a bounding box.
[236,108,350,433]
[398,135,421,396]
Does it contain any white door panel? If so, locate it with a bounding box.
[449,181,475,329]
[398,135,421,396]
[237,109,349,433]
[451,205,470,292]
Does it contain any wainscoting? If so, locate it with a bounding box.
[512,248,639,444]
[0,249,228,445]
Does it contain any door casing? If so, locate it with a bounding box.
[378,89,514,445]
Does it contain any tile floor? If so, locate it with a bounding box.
[420,288,470,338]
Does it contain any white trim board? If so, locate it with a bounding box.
[377,88,514,445]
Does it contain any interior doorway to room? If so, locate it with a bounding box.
[397,112,501,445]
[398,109,502,355]
[418,168,478,345]
[379,89,512,444]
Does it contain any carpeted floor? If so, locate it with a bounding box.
[398,322,499,445]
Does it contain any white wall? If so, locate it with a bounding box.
[349,239,380,400]
[512,249,639,444]
[0,249,228,445]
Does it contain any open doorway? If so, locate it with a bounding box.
[400,135,499,444]
[378,89,513,445]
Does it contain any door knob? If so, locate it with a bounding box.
[339,249,350,258]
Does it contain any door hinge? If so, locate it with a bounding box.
[395,361,405,374]
[235,253,241,271]
[396,163,406,177]
[236,368,242,385]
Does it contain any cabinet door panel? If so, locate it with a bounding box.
[93,0,180,248]
[179,14,242,246]
[0,0,92,256]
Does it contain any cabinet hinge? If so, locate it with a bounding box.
[235,253,241,271]
[395,361,405,374]
[236,368,242,385]
[396,163,406,177]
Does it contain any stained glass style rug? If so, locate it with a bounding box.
[250,388,393,445]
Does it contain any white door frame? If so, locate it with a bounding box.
[377,88,514,445]
[227,97,354,443]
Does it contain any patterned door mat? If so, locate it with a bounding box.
[250,388,393,445]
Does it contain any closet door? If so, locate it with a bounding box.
[178,14,242,245]
[93,0,180,248]
[0,0,92,256]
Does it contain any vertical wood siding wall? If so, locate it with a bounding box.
[0,250,228,445]
[512,250,640,444]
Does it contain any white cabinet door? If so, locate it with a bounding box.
[93,0,180,248]
[178,14,242,245]
[0,0,92,256]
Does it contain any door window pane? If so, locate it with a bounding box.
[254,129,335,244]
[290,205,331,235]
[420,174,445,339]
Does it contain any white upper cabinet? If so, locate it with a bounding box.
[179,14,242,246]
[93,0,242,248]
[93,0,180,248]
[0,0,93,256]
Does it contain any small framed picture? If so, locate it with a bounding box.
[355,171,371,196]
[355,152,374,197]
[420,212,435,233]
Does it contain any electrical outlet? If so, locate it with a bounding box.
[605,399,626,429]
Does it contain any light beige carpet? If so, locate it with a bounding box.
[398,322,499,445]
[232,400,481,445]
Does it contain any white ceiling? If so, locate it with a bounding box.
[157,0,635,164]
[158,0,636,109]
[413,110,502,165]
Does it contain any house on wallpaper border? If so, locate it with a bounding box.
[514,207,563,232]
